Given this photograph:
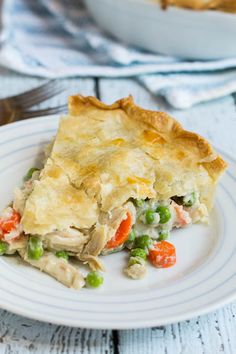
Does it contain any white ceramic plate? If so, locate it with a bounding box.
[85,0,236,60]
[0,116,235,329]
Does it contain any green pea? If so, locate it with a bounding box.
[130,248,147,260]
[134,235,151,250]
[86,271,104,288]
[28,236,44,260]
[183,192,197,207]
[133,199,144,207]
[128,229,136,242]
[128,256,144,267]
[0,241,8,255]
[25,167,39,181]
[145,209,155,224]
[56,250,69,261]
[156,206,171,224]
[158,231,169,241]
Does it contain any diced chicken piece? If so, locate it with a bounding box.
[6,235,28,255]
[19,250,85,290]
[124,263,147,279]
[79,224,109,270]
[79,254,105,272]
[43,228,89,254]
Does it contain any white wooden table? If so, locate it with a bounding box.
[0,66,236,354]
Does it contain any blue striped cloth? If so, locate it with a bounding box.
[1,0,236,108]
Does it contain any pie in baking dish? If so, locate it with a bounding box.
[160,0,236,13]
[0,95,227,289]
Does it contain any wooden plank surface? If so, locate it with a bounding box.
[0,69,236,353]
[0,310,113,354]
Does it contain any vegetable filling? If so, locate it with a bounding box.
[123,193,206,279]
[0,166,208,287]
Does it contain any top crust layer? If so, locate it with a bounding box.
[69,94,226,180]
[21,95,227,235]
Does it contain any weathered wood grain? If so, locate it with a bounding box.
[0,310,113,354]
[117,303,236,354]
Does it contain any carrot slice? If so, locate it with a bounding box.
[105,212,132,249]
[149,241,176,268]
[0,209,21,235]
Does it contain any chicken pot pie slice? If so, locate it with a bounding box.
[0,95,227,288]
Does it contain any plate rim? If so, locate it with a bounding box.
[1,289,236,329]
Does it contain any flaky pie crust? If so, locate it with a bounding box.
[21,95,227,238]
[160,0,236,13]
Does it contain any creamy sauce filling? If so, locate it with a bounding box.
[132,192,207,240]
[133,199,176,240]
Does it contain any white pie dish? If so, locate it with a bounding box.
[0,116,235,328]
[84,0,236,60]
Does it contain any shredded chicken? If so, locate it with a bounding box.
[6,236,28,255]
[79,224,109,270]
[80,202,136,270]
[19,249,85,290]
[43,228,89,253]
[79,254,105,272]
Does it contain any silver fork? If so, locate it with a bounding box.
[0,80,67,125]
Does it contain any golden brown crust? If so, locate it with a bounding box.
[159,0,236,13]
[69,94,227,181]
[21,94,227,237]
